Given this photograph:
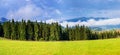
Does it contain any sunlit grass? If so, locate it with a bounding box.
[0,38,120,55]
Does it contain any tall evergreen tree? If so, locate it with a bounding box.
[49,23,60,41]
[11,19,17,39]
[75,25,80,40]
[0,22,3,37]
[34,21,39,41]
[15,21,20,39]
[38,21,43,40]
[26,20,34,40]
[3,21,11,39]
[19,19,26,40]
[43,23,50,41]
[80,25,87,40]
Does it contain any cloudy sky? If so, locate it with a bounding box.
[0,0,120,27]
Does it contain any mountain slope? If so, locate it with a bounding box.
[0,17,8,22]
[66,17,109,22]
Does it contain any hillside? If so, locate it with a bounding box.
[0,37,120,55]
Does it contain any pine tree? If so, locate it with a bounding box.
[19,19,26,40]
[68,28,75,40]
[34,21,39,41]
[86,27,92,40]
[42,23,46,41]
[38,21,43,40]
[0,22,3,37]
[80,25,87,40]
[15,21,20,39]
[49,23,55,41]
[60,24,69,40]
[26,20,34,40]
[3,21,11,39]
[11,19,17,40]
[43,24,50,41]
[75,25,80,40]
[54,23,60,40]
[49,23,60,41]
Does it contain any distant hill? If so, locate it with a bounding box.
[0,17,8,22]
[66,17,109,22]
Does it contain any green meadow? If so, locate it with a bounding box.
[0,38,120,55]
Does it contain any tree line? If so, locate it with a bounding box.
[0,19,120,41]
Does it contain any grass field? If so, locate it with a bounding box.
[0,38,120,55]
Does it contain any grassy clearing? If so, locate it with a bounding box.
[0,38,120,55]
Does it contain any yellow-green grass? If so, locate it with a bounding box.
[0,38,120,55]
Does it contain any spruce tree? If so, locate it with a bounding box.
[39,21,43,40]
[26,20,34,40]
[3,21,11,39]
[49,23,60,41]
[11,19,17,40]
[0,22,3,37]
[19,19,26,40]
[34,21,39,41]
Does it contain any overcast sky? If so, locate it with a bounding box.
[0,0,120,26]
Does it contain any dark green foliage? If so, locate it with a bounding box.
[49,23,60,41]
[0,22,3,37]
[38,21,43,40]
[1,19,120,41]
[3,21,11,39]
[60,25,69,40]
[11,19,17,40]
[15,21,19,39]
[42,23,50,41]
[34,21,39,41]
[19,19,26,40]
[26,20,34,40]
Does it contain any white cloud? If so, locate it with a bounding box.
[92,18,120,26]
[61,18,120,27]
[46,19,59,24]
[6,4,43,21]
[6,3,62,21]
[46,18,120,27]
[55,9,62,15]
